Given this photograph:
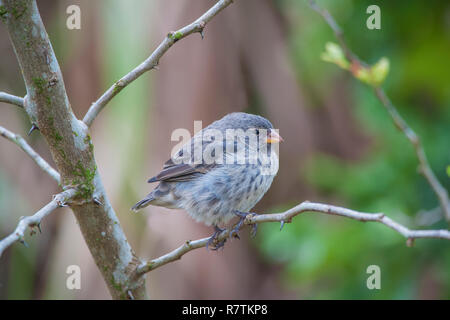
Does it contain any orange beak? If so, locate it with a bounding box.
[266,130,284,144]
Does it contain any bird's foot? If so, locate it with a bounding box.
[250,220,258,238]
[206,226,226,251]
[230,211,259,239]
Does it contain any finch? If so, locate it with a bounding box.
[132,112,282,249]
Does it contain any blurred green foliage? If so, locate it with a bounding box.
[258,0,450,299]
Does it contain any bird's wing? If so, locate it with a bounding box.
[148,134,220,183]
[147,162,214,183]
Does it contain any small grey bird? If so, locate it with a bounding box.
[132,112,283,249]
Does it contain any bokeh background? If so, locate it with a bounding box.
[1,0,449,299]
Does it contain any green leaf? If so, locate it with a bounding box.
[321,42,389,87]
[321,42,350,69]
[371,57,390,86]
[352,57,389,87]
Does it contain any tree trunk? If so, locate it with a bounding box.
[1,0,147,299]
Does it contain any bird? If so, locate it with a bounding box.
[132,112,283,249]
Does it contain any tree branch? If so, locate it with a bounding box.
[82,0,234,127]
[0,91,24,108]
[308,0,450,221]
[136,201,450,274]
[0,125,60,182]
[0,188,76,258]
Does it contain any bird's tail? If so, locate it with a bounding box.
[131,194,155,212]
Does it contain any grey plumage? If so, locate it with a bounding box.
[132,112,280,228]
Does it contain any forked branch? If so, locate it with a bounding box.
[0,189,76,257]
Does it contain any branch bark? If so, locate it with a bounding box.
[137,201,450,274]
[82,0,234,127]
[0,125,60,182]
[308,0,450,221]
[0,91,24,108]
[0,189,76,257]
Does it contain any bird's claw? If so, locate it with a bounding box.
[230,211,246,239]
[229,230,240,240]
[206,226,226,251]
[250,223,258,238]
[234,210,248,219]
[210,240,226,251]
[232,211,259,239]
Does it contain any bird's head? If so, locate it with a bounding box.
[209,112,283,146]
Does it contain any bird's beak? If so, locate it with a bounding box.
[266,130,284,144]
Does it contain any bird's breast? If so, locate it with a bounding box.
[173,151,279,226]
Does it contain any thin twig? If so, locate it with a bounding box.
[136,201,450,274]
[0,188,77,258]
[374,88,450,220]
[0,91,24,108]
[307,0,362,65]
[308,0,450,221]
[82,0,234,127]
[0,125,60,183]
